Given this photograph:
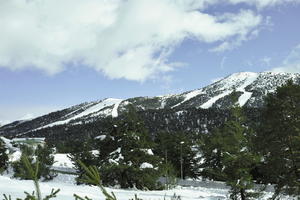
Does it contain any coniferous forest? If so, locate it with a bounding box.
[0,81,299,200]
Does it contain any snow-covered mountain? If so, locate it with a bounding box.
[1,71,299,139]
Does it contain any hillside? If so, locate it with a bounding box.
[1,71,299,143]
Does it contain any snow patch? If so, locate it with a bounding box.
[112,99,123,118]
[140,162,154,169]
[200,91,231,109]
[95,135,106,141]
[109,148,124,164]
[0,137,17,152]
[172,89,205,108]
[53,154,74,169]
[10,151,21,162]
[141,149,154,155]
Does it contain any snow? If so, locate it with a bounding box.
[0,174,293,200]
[172,89,205,108]
[95,135,107,141]
[91,150,100,156]
[35,98,122,130]
[0,175,226,200]
[238,92,252,106]
[53,154,74,169]
[109,148,124,164]
[141,149,154,155]
[9,151,21,162]
[199,72,259,108]
[112,100,123,118]
[200,91,231,109]
[235,72,258,106]
[140,162,154,169]
[184,89,205,102]
[12,137,45,142]
[0,137,17,152]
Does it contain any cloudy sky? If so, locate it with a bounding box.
[1,0,300,124]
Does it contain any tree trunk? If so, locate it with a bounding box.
[240,189,246,200]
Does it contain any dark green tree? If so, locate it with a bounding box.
[96,105,164,190]
[200,106,261,200]
[257,80,300,198]
[69,140,98,184]
[35,144,56,180]
[0,138,9,173]
[154,131,200,179]
[13,144,56,180]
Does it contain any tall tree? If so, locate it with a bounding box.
[200,106,261,200]
[95,105,164,190]
[0,138,9,173]
[69,140,97,184]
[154,131,200,179]
[257,80,300,198]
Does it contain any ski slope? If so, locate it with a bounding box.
[35,98,123,130]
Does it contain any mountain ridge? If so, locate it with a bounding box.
[1,71,300,140]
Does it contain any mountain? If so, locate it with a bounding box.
[1,71,299,144]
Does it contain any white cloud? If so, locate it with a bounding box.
[228,0,300,9]
[272,44,300,73]
[0,0,280,81]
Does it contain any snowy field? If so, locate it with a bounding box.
[1,173,295,200]
[0,174,225,200]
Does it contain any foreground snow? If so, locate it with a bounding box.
[0,174,225,200]
[1,174,294,200]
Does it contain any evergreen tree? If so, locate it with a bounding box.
[96,105,164,190]
[0,138,9,173]
[154,131,200,179]
[35,144,56,180]
[69,140,98,184]
[200,106,261,200]
[13,144,56,180]
[257,80,300,198]
[13,145,35,180]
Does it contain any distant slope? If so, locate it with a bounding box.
[1,71,299,140]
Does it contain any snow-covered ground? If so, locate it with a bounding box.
[0,174,228,200]
[1,173,297,200]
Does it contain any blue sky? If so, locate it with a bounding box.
[1,0,300,124]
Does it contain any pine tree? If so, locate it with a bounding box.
[154,131,200,179]
[257,80,300,198]
[69,140,98,184]
[0,138,9,173]
[13,144,56,180]
[200,106,261,200]
[35,144,56,180]
[13,145,35,179]
[96,105,163,190]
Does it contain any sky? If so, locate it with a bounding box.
[1,0,300,124]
